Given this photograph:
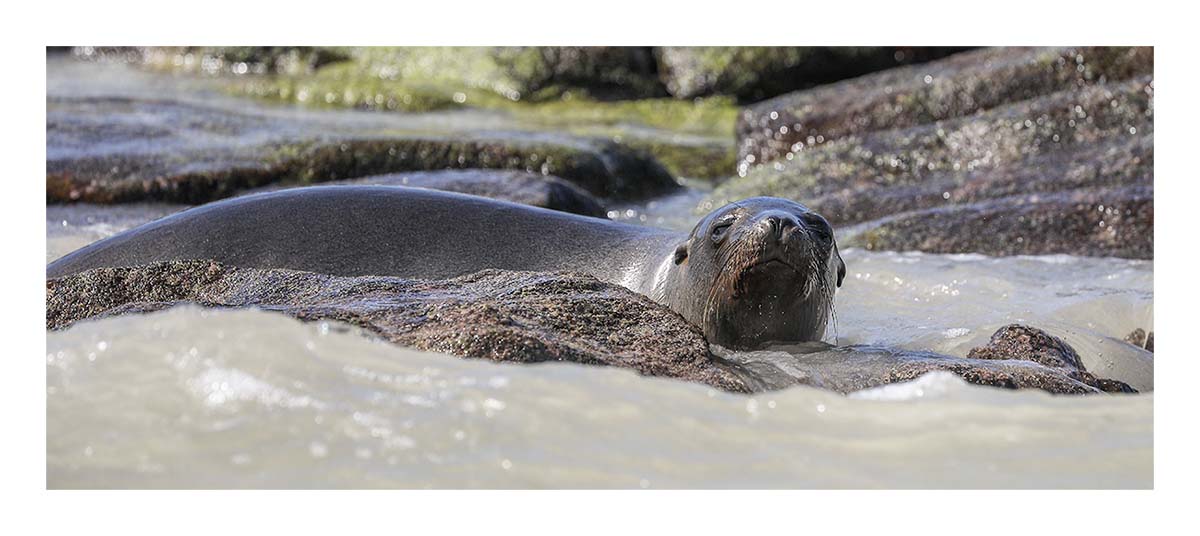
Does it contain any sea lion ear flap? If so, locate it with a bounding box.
[673,240,689,265]
[833,243,846,287]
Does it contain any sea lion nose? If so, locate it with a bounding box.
[761,214,797,243]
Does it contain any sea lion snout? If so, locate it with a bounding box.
[755,211,799,244]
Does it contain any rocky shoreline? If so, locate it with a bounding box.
[45,47,1154,396]
[49,46,1154,260]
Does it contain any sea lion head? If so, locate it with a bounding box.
[659,197,846,350]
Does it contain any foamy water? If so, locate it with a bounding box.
[45,201,1153,488]
[47,307,1151,489]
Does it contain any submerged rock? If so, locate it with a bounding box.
[737,46,1152,167]
[47,260,1134,396]
[656,46,969,102]
[46,96,677,204]
[1124,328,1154,352]
[725,324,1135,394]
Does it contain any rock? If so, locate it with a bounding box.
[47,261,1136,396]
[618,137,735,180]
[716,75,1153,203]
[737,46,1152,167]
[843,185,1153,259]
[968,325,1137,393]
[967,324,1085,369]
[719,345,1110,395]
[655,46,969,102]
[78,46,666,106]
[306,170,608,217]
[46,261,751,393]
[493,46,666,100]
[46,96,678,204]
[799,133,1152,226]
[1124,328,1154,352]
[61,47,737,181]
[705,59,1154,259]
[723,324,1137,394]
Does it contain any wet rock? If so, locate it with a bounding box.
[967,325,1137,393]
[305,170,607,217]
[619,137,735,180]
[843,185,1153,259]
[803,132,1152,226]
[656,46,969,102]
[1124,328,1154,352]
[715,75,1153,204]
[706,61,1154,259]
[737,46,1152,166]
[720,345,1110,395]
[493,46,666,100]
[967,324,1085,369]
[723,324,1137,394]
[46,261,750,393]
[46,96,678,204]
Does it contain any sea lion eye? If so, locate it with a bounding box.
[802,213,833,241]
[710,220,733,241]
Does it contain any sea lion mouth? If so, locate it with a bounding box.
[742,256,801,275]
[729,255,809,300]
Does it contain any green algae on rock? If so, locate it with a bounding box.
[736,46,1153,169]
[656,46,969,102]
[67,47,740,181]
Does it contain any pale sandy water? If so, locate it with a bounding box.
[47,307,1151,489]
[45,199,1153,488]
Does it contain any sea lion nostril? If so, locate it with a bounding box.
[761,215,795,242]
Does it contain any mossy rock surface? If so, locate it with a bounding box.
[656,46,969,102]
[69,47,740,180]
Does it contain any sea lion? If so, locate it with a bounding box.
[46,186,846,349]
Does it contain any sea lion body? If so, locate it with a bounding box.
[47,186,844,348]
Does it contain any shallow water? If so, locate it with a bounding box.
[47,307,1151,489]
[44,55,1153,488]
